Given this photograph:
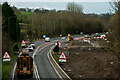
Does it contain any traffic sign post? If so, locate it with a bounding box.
[60,34,62,37]
[3,52,11,62]
[59,59,66,62]
[57,41,62,46]
[59,52,67,62]
[21,40,26,46]
[57,41,62,48]
[43,35,46,38]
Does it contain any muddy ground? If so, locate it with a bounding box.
[60,41,119,79]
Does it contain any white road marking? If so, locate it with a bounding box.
[12,62,17,79]
[12,42,53,80]
[47,46,62,79]
[35,43,53,56]
[12,52,22,79]
[33,61,40,80]
[32,44,45,59]
[47,46,72,79]
[12,42,43,79]
[32,43,52,79]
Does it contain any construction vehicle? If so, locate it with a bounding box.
[22,48,29,54]
[68,34,74,41]
[17,54,33,78]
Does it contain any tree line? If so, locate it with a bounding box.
[2,2,20,42]
[11,1,119,55]
[3,2,119,54]
[2,2,20,54]
[15,2,111,39]
[107,1,120,54]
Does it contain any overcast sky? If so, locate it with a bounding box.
[1,0,113,2]
[0,0,116,14]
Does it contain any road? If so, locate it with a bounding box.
[34,44,59,79]
[14,41,45,79]
[13,39,62,79]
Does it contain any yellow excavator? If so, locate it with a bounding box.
[68,34,74,41]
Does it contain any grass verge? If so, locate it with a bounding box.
[2,42,21,79]
[52,50,69,63]
[52,52,60,63]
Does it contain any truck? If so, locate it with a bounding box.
[17,54,33,78]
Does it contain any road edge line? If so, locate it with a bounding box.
[47,46,72,80]
[33,42,52,80]
[12,62,17,79]
[12,52,22,79]
[32,43,49,80]
[12,42,47,79]
[33,61,40,80]
[32,43,46,58]
[47,46,62,79]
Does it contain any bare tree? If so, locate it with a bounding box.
[109,0,119,12]
[108,0,120,58]
[66,2,83,13]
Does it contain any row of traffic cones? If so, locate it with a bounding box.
[27,39,42,41]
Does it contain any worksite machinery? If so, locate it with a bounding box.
[17,54,33,78]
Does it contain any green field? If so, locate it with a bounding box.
[20,11,35,15]
[19,23,30,26]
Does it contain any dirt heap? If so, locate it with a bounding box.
[60,41,119,78]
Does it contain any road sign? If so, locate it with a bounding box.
[59,52,67,62]
[57,41,62,46]
[3,52,11,61]
[59,52,67,59]
[21,40,26,46]
[83,38,89,42]
[43,35,46,38]
[25,41,28,43]
[59,59,66,62]
[21,40,25,44]
[60,34,62,37]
